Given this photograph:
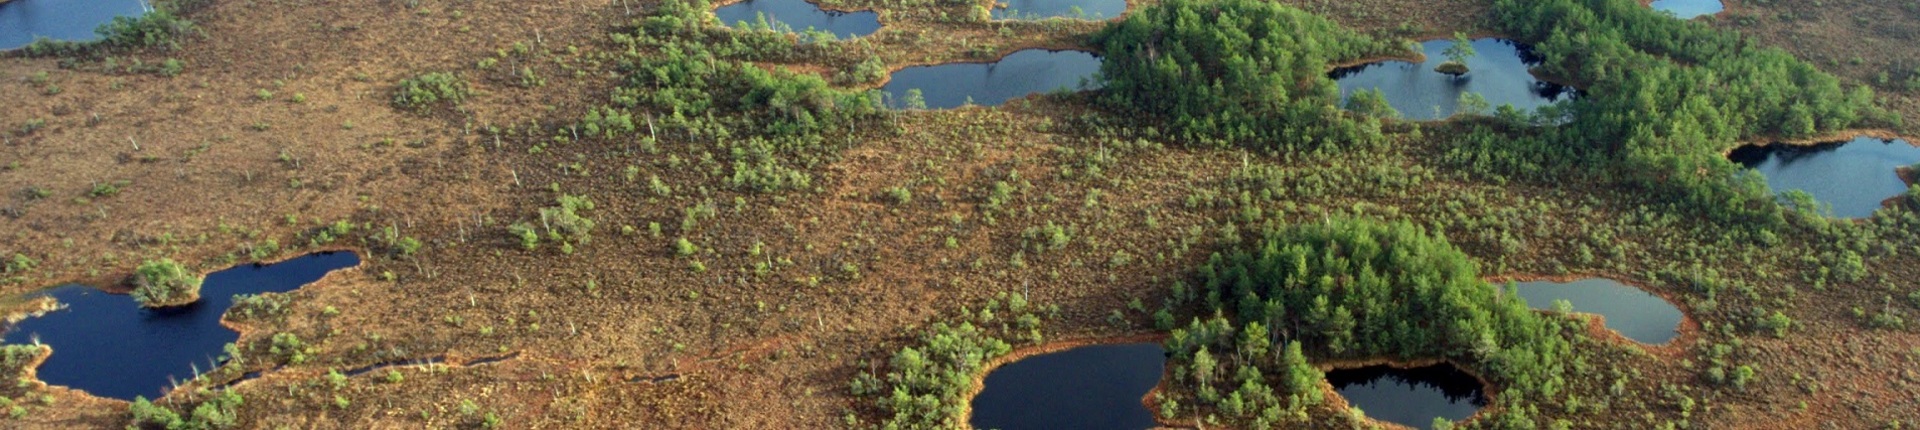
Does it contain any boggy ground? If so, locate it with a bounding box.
[1,0,1919,428]
[1712,0,1920,137]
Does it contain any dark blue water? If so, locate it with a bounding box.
[1332,38,1574,120]
[0,0,150,50]
[714,0,879,39]
[991,0,1126,20]
[1,252,359,400]
[882,49,1101,109]
[1513,278,1683,344]
[1650,0,1722,19]
[1729,137,1920,218]
[1327,363,1485,429]
[969,343,1164,430]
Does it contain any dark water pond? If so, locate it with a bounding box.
[0,0,150,50]
[1328,363,1485,429]
[714,0,879,39]
[1729,137,1920,218]
[969,343,1164,430]
[882,49,1101,109]
[991,0,1126,20]
[1,252,359,400]
[1513,278,1683,344]
[1650,0,1722,19]
[1332,38,1574,120]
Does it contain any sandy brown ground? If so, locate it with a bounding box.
[0,0,1918,428]
[1713,0,1920,136]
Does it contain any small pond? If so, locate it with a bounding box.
[1650,0,1722,19]
[1512,278,1683,344]
[882,49,1101,109]
[991,0,1126,20]
[1728,137,1920,218]
[1,251,359,400]
[1328,363,1485,429]
[0,0,151,50]
[1332,38,1574,121]
[969,343,1164,430]
[714,0,879,40]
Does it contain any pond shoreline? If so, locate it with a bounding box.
[1723,129,1918,155]
[1315,357,1498,430]
[960,333,1164,428]
[0,247,362,326]
[1,250,363,402]
[860,47,1099,91]
[1488,273,1701,357]
[711,0,877,20]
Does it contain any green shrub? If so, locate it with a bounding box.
[391,72,470,113]
[130,259,202,307]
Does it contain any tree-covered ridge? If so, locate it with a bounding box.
[1092,0,1404,150]
[1156,219,1584,428]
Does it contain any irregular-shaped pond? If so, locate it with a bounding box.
[0,0,151,50]
[1729,137,1920,218]
[1512,278,1683,344]
[1,251,359,400]
[1332,38,1574,120]
[882,49,1101,109]
[992,0,1126,20]
[1328,363,1486,429]
[714,0,879,39]
[969,343,1164,430]
[1650,0,1722,19]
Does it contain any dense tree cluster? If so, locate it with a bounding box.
[1092,0,1403,150]
[1155,219,1583,428]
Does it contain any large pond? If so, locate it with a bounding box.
[969,343,1164,430]
[882,49,1101,109]
[1,252,359,400]
[0,0,151,50]
[1328,363,1486,429]
[1729,137,1920,218]
[1650,0,1722,19]
[714,0,879,39]
[1332,38,1574,121]
[1512,278,1683,344]
[992,0,1126,20]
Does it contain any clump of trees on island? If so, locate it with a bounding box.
[1435,32,1476,76]
[129,259,202,308]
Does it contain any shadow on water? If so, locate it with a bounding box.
[714,0,879,39]
[1729,137,1920,218]
[0,251,359,400]
[1512,278,1683,344]
[1327,363,1486,429]
[969,343,1164,430]
[991,0,1126,20]
[882,49,1102,110]
[1649,0,1722,19]
[1332,38,1575,121]
[0,0,150,50]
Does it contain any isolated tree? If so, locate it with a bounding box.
[1436,32,1475,76]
